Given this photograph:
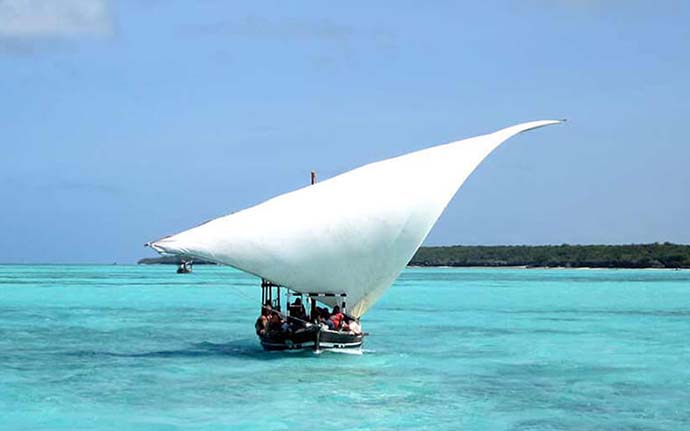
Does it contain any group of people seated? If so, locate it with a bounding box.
[255,297,361,337]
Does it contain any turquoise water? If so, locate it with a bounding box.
[1,265,689,430]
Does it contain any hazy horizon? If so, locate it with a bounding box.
[1,241,688,265]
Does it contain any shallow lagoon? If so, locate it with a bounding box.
[2,265,689,430]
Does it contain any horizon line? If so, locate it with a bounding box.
[2,242,689,265]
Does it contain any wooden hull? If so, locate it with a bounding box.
[259,327,363,352]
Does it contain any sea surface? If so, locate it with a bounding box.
[1,265,689,430]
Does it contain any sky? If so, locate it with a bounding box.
[0,0,689,263]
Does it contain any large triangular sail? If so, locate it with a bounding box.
[148,120,563,317]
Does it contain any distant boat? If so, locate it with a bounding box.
[176,260,193,274]
[146,120,563,352]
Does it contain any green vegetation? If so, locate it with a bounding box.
[139,243,690,268]
[409,243,690,268]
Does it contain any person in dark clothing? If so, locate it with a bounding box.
[268,310,283,332]
[316,306,333,329]
[289,297,307,321]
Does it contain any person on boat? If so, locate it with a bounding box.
[288,297,307,321]
[347,318,361,335]
[327,305,345,330]
[268,310,284,333]
[317,307,332,329]
[255,302,272,336]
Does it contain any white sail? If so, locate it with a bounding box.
[148,120,563,317]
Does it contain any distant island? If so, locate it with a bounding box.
[139,243,690,269]
[410,243,690,269]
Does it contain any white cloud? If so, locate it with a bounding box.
[0,0,111,38]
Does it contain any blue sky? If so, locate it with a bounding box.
[1,0,689,263]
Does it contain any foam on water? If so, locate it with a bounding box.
[1,265,690,430]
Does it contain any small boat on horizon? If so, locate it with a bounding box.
[146,120,563,352]
[176,260,193,274]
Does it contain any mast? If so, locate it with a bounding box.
[310,169,321,351]
[309,169,317,321]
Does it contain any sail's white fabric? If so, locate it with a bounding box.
[149,120,562,317]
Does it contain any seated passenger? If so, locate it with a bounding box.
[268,310,284,332]
[288,297,307,321]
[316,307,332,329]
[347,319,362,335]
[255,302,272,336]
[327,305,345,330]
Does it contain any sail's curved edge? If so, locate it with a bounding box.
[147,120,564,317]
[335,119,565,316]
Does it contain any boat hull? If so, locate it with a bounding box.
[259,327,363,352]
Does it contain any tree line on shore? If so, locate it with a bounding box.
[409,243,690,268]
[139,243,690,268]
